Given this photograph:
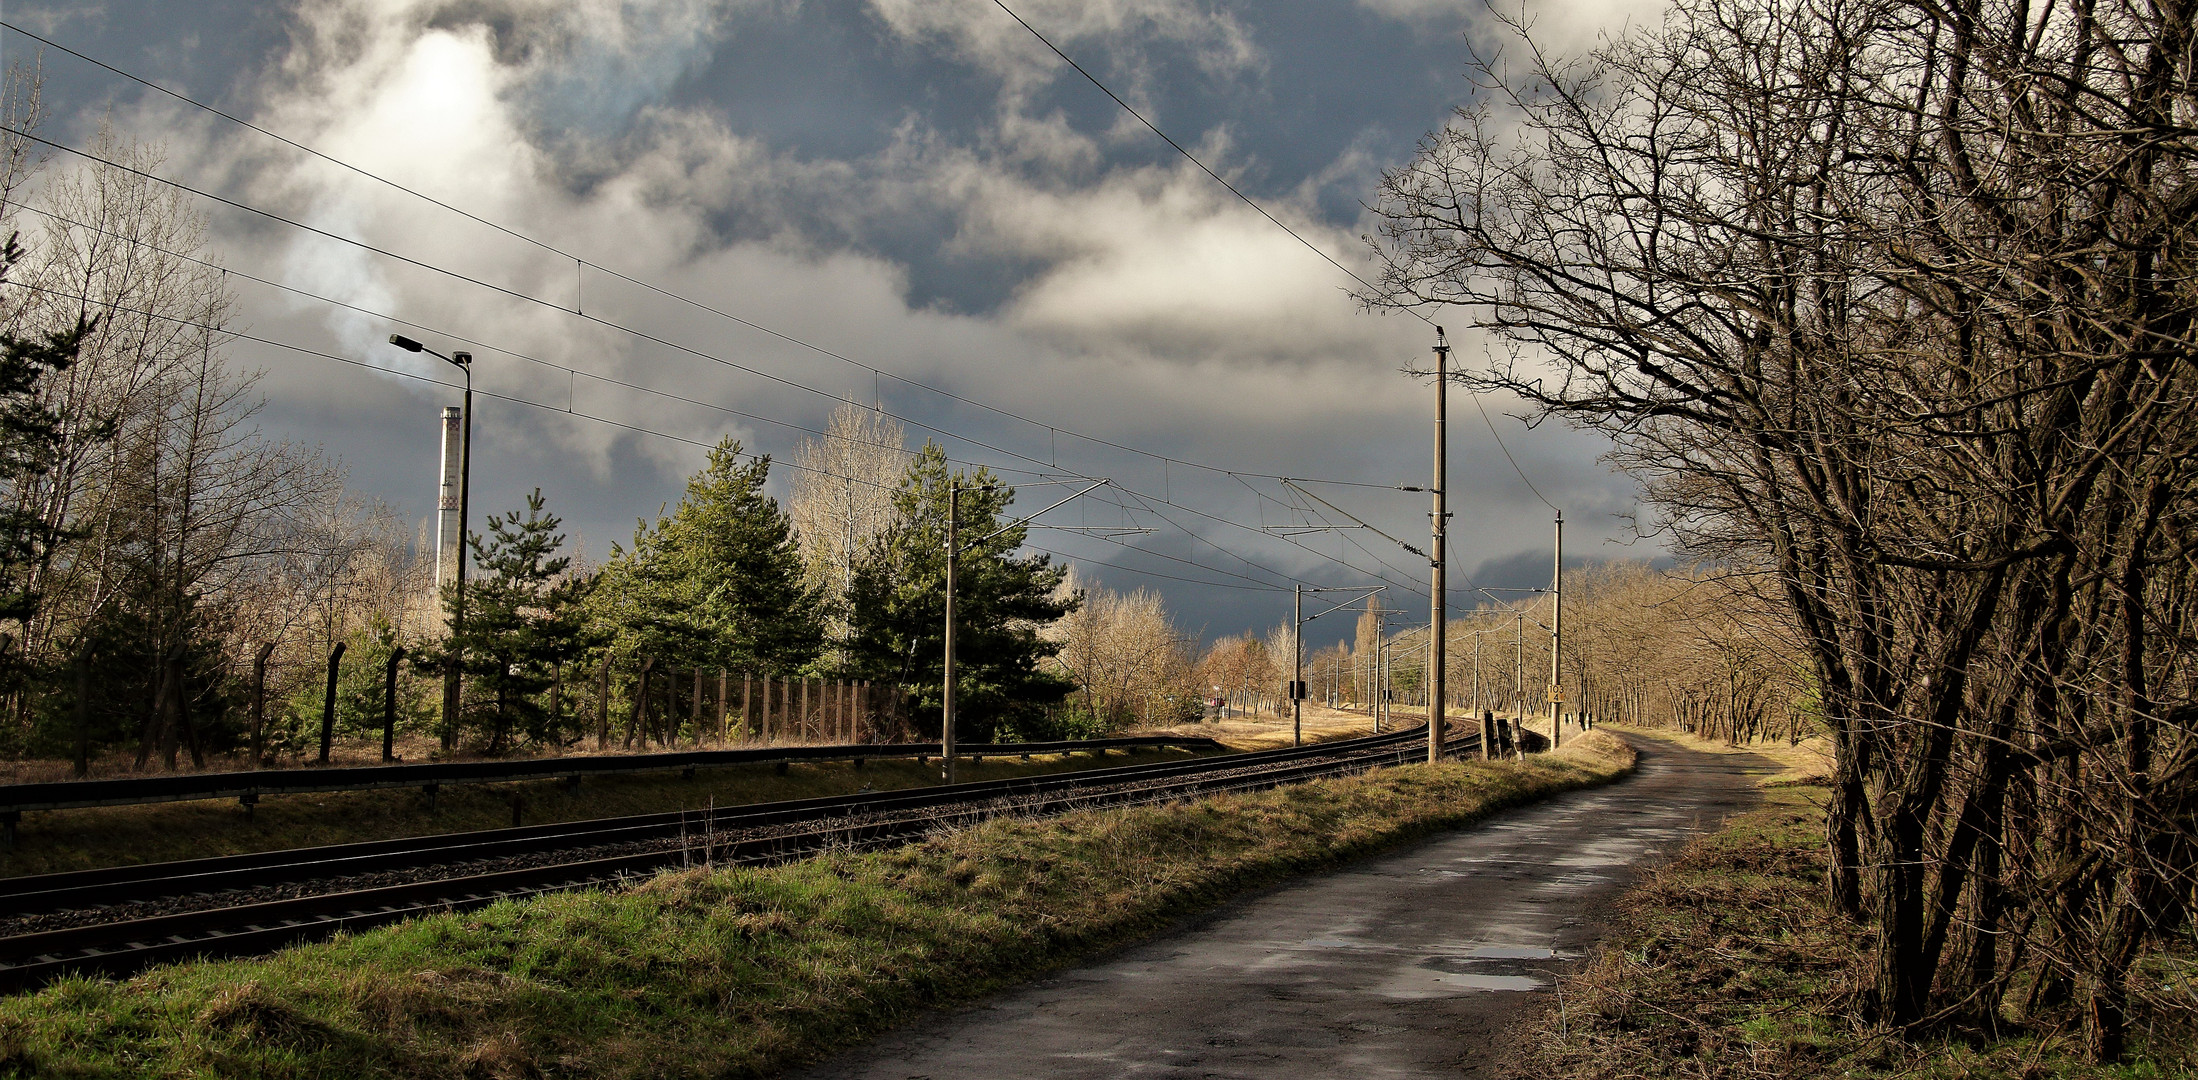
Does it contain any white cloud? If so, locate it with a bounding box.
[1359,0,1670,58]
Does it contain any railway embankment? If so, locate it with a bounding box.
[0,744,1218,879]
[0,733,1631,1078]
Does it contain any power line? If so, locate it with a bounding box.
[1022,542,1280,592]
[1,122,1096,483]
[4,126,1449,596]
[5,200,1064,479]
[0,18,1401,493]
[1,278,893,486]
[0,46,1529,597]
[7,278,1370,605]
[987,4,1565,513]
[986,0,1420,326]
[7,276,1324,601]
[10,196,1423,599]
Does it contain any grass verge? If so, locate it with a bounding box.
[0,747,1212,879]
[1515,784,2198,1079]
[0,733,1633,1079]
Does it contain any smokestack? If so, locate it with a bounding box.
[436,406,462,592]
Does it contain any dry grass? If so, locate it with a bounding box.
[1512,785,2198,1080]
[1142,703,1419,750]
[0,734,1634,1079]
[1604,722,1833,786]
[0,747,1212,879]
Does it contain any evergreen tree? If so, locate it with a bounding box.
[592,438,824,675]
[433,489,594,752]
[845,443,1078,741]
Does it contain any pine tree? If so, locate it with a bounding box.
[593,437,824,675]
[845,443,1078,741]
[436,489,593,752]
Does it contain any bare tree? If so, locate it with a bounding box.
[1046,569,1198,728]
[788,402,907,634]
[1367,0,2198,1054]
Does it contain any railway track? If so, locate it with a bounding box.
[0,725,1468,991]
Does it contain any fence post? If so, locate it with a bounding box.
[250,643,274,769]
[800,677,811,741]
[383,646,406,762]
[742,672,753,741]
[73,644,92,778]
[627,657,653,749]
[717,668,729,743]
[595,656,611,750]
[319,642,346,765]
[691,667,704,747]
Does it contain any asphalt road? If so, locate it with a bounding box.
[791,734,1773,1080]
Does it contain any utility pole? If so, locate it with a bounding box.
[1514,609,1525,754]
[1429,329,1448,763]
[1550,510,1564,749]
[1473,629,1488,760]
[935,475,1108,784]
[1292,584,1303,747]
[1375,631,1385,732]
[943,478,959,784]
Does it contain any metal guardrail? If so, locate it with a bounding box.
[0,735,1225,822]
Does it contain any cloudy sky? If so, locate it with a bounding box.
[1,0,1661,648]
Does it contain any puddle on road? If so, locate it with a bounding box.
[1467,945,1557,960]
[1440,973,1548,992]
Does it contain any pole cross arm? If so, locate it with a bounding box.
[966,479,1111,548]
[1304,587,1385,624]
[1281,480,1428,561]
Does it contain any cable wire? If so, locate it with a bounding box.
[984,6,1564,512]
[0,70,1518,598]
[0,18,1400,492]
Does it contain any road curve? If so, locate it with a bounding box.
[789,734,1773,1080]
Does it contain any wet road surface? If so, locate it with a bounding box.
[792,735,1772,1079]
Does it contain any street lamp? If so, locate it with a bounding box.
[389,334,471,749]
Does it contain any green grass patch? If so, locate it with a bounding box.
[0,748,1215,879]
[1521,786,2198,1079]
[0,734,1634,1078]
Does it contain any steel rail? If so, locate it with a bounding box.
[0,734,1224,817]
[0,728,1404,910]
[0,727,1468,990]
